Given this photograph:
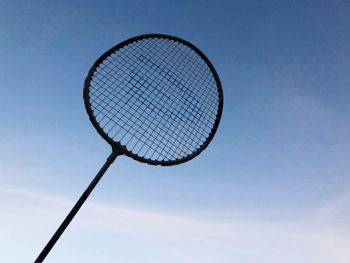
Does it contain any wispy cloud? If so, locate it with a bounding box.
[1,185,350,263]
[313,189,350,228]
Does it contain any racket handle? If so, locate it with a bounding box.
[34,150,119,263]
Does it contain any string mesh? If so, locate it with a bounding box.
[87,37,220,162]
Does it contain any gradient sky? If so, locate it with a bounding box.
[0,1,350,262]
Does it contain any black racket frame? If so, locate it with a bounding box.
[35,34,223,262]
[84,33,223,166]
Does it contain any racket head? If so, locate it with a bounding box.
[84,34,223,166]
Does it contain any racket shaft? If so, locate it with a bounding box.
[35,151,118,262]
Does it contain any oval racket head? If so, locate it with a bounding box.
[84,34,223,166]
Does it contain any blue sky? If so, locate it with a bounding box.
[0,1,349,262]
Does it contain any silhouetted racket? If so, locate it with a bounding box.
[35,34,223,262]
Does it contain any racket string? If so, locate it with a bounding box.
[88,37,219,161]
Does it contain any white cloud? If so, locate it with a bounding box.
[0,185,349,263]
[313,189,350,229]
